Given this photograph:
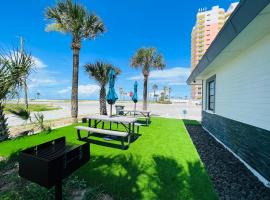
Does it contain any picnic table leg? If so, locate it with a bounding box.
[94,120,97,128]
[126,135,130,149]
[132,122,135,139]
[110,122,112,130]
[102,121,105,129]
[128,123,133,142]
[87,119,91,135]
[121,137,125,149]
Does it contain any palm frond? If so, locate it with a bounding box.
[0,48,35,100]
[131,47,166,71]
[45,0,105,42]
[7,108,31,121]
[45,23,67,33]
[83,14,106,39]
[153,53,165,70]
[84,61,121,86]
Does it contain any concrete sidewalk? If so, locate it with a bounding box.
[6,101,202,127]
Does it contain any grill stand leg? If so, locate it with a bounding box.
[55,180,62,200]
[77,130,81,140]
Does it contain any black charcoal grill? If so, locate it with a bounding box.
[19,137,90,200]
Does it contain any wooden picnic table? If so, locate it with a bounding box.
[84,115,138,137]
[123,110,151,125]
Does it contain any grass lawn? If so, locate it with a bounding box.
[3,103,60,113]
[0,117,217,200]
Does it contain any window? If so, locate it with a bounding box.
[206,75,216,111]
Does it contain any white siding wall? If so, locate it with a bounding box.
[203,32,270,131]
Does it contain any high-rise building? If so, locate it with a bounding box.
[191,3,239,100]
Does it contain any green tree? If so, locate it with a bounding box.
[168,87,172,101]
[131,48,165,110]
[152,84,158,102]
[84,61,121,115]
[119,87,124,101]
[45,0,105,122]
[0,49,34,140]
[163,86,168,100]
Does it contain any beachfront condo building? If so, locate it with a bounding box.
[191,3,238,100]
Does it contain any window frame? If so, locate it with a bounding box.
[206,75,216,112]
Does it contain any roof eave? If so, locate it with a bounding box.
[187,0,270,85]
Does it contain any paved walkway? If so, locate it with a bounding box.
[6,100,202,127]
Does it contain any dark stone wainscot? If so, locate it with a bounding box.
[184,121,270,200]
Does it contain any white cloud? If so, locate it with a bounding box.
[58,84,100,97]
[78,84,100,96]
[33,56,47,69]
[28,71,58,89]
[58,87,71,94]
[129,67,190,86]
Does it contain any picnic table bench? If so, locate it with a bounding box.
[77,115,138,149]
[123,110,151,125]
[75,126,130,149]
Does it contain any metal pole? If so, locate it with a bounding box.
[55,181,62,200]
[19,37,29,110]
[110,104,112,117]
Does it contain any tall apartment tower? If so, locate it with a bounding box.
[191,3,238,100]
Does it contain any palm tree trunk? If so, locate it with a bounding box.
[71,47,80,123]
[0,102,9,141]
[23,78,28,109]
[100,85,107,115]
[20,37,28,110]
[143,75,148,110]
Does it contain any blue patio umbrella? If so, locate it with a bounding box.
[132,81,138,111]
[106,69,118,116]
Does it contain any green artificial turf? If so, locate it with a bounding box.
[0,117,217,200]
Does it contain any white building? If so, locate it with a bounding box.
[187,0,270,187]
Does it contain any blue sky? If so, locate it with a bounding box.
[0,0,237,100]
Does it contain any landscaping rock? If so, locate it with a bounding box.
[185,124,270,200]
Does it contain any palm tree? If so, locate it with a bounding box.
[163,86,168,101]
[0,48,34,140]
[152,84,158,102]
[36,92,40,100]
[131,48,165,110]
[84,61,121,115]
[168,87,172,101]
[19,37,29,109]
[119,87,123,101]
[45,0,105,122]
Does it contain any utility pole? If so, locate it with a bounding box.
[20,37,29,109]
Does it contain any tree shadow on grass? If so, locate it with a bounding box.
[148,156,217,200]
[75,154,217,200]
[76,154,148,200]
